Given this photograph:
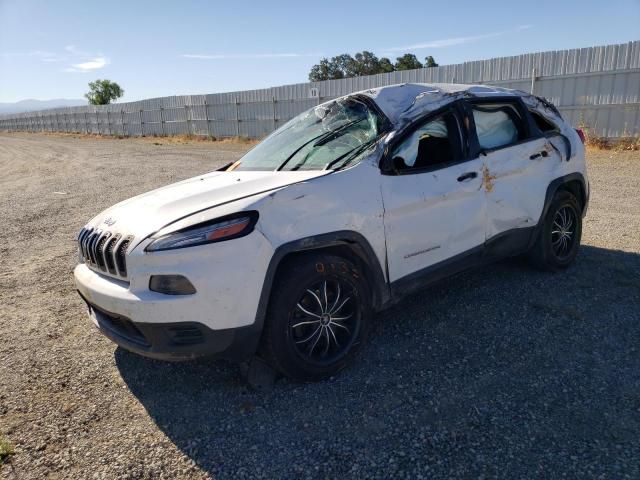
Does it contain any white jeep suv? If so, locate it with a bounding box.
[74,83,589,381]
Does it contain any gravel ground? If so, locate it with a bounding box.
[1,133,639,479]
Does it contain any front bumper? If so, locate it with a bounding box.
[73,229,274,361]
[78,291,259,361]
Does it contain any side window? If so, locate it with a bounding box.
[529,110,559,133]
[391,111,461,172]
[471,103,526,150]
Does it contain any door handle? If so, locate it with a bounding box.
[530,150,549,160]
[457,171,478,182]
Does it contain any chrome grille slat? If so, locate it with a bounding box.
[84,231,96,264]
[88,230,102,265]
[95,232,112,271]
[104,234,121,274]
[79,227,93,259]
[77,227,130,279]
[115,236,133,277]
[84,230,94,260]
[77,228,88,259]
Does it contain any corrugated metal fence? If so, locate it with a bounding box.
[1,41,639,138]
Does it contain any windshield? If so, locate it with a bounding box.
[234,96,387,171]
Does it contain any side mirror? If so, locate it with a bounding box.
[392,156,407,170]
[379,152,395,174]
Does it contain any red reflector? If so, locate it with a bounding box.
[575,128,586,144]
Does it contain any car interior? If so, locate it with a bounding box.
[392,112,461,171]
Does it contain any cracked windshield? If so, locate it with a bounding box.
[234,97,385,171]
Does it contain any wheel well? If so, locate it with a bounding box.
[273,243,386,310]
[558,179,585,212]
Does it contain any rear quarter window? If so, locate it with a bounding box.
[530,110,559,133]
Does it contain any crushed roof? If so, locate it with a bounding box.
[359,83,526,124]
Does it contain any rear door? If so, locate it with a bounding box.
[464,98,563,251]
[380,103,486,283]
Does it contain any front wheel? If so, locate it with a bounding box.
[260,253,371,381]
[528,190,583,271]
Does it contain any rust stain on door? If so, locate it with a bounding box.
[482,165,496,193]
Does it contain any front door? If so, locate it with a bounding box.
[381,106,486,283]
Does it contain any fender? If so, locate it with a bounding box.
[528,172,588,249]
[253,231,390,337]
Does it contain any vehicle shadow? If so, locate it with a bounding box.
[115,245,640,478]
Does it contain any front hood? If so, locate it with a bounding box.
[85,170,329,242]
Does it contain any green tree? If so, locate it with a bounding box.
[309,54,354,81]
[85,79,124,105]
[308,52,438,80]
[378,57,395,73]
[424,55,439,68]
[309,58,341,82]
[353,51,382,76]
[394,53,423,71]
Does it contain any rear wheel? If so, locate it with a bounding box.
[260,253,370,381]
[529,190,582,271]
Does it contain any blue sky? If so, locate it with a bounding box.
[1,0,638,103]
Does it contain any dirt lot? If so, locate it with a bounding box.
[1,133,639,479]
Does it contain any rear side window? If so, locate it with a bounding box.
[530,110,558,133]
[471,103,525,150]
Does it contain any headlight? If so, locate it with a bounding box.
[146,212,258,252]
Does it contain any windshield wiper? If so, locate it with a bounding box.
[275,118,365,171]
[324,136,380,171]
[312,118,365,147]
[275,129,336,171]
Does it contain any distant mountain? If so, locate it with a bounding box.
[0,99,87,114]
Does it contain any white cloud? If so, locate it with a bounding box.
[73,57,109,70]
[64,45,92,57]
[0,44,111,72]
[181,52,320,60]
[63,56,109,73]
[382,25,532,53]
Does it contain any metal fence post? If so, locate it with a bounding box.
[159,106,165,136]
[55,113,59,131]
[107,110,111,135]
[530,68,536,94]
[184,104,190,135]
[121,110,125,136]
[272,96,277,132]
[139,110,144,136]
[95,110,100,134]
[204,101,211,137]
[235,96,240,137]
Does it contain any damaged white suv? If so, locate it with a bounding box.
[75,83,588,381]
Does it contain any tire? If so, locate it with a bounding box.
[259,253,371,381]
[528,190,582,271]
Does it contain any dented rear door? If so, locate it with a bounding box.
[481,137,561,241]
[465,99,562,245]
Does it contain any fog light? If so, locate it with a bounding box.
[149,275,196,295]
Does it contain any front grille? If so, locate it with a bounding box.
[78,227,133,279]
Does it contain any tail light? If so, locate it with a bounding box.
[575,128,586,144]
